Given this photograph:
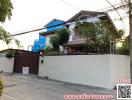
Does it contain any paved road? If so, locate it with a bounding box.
[1,73,116,100]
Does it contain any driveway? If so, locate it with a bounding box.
[1,73,116,100]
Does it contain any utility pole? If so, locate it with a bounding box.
[129,0,132,83]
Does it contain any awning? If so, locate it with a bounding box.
[66,39,86,46]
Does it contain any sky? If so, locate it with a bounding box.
[1,0,129,50]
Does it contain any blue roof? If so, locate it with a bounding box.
[32,19,65,52]
[45,19,65,32]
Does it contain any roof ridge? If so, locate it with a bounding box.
[44,19,65,27]
[67,10,105,22]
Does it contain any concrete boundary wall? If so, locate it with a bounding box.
[39,55,130,89]
[0,55,129,89]
[0,57,14,73]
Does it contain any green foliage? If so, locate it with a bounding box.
[116,36,130,55]
[50,36,59,51]
[45,50,59,56]
[0,0,13,23]
[44,46,63,56]
[0,27,21,46]
[0,27,12,44]
[96,21,123,43]
[14,39,21,48]
[76,21,124,53]
[44,45,53,52]
[0,1,20,47]
[6,49,16,58]
[0,78,3,96]
[57,28,70,47]
[45,50,64,56]
[50,28,70,51]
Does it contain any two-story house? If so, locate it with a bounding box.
[33,10,116,53]
[65,10,116,54]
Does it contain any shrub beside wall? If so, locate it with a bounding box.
[0,78,3,96]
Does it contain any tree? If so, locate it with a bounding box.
[0,0,13,23]
[76,22,99,53]
[0,27,12,44]
[0,0,13,96]
[50,28,70,52]
[116,36,130,55]
[0,0,20,47]
[76,20,124,54]
[57,28,70,50]
[50,36,59,51]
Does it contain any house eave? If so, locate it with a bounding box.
[67,10,106,22]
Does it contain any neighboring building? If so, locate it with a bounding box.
[65,10,116,54]
[32,35,46,52]
[32,19,65,52]
[40,19,65,47]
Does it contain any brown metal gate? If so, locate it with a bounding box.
[14,50,40,74]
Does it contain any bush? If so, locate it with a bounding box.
[45,51,60,56]
[116,36,129,55]
[50,36,59,51]
[116,47,129,55]
[6,49,16,58]
[0,79,3,96]
[57,28,70,47]
[50,28,70,52]
[44,46,53,52]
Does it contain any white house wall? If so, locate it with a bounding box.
[0,57,14,73]
[85,16,100,22]
[68,23,76,41]
[45,34,56,47]
[39,55,130,89]
[68,16,100,41]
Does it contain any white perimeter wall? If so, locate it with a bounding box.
[110,55,130,87]
[39,55,130,89]
[0,57,14,73]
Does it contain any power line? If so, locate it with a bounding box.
[59,0,80,10]
[11,1,129,37]
[59,0,129,25]
[105,0,127,31]
[11,0,80,36]
[11,22,67,36]
[99,2,129,12]
[112,15,128,21]
[11,15,128,37]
